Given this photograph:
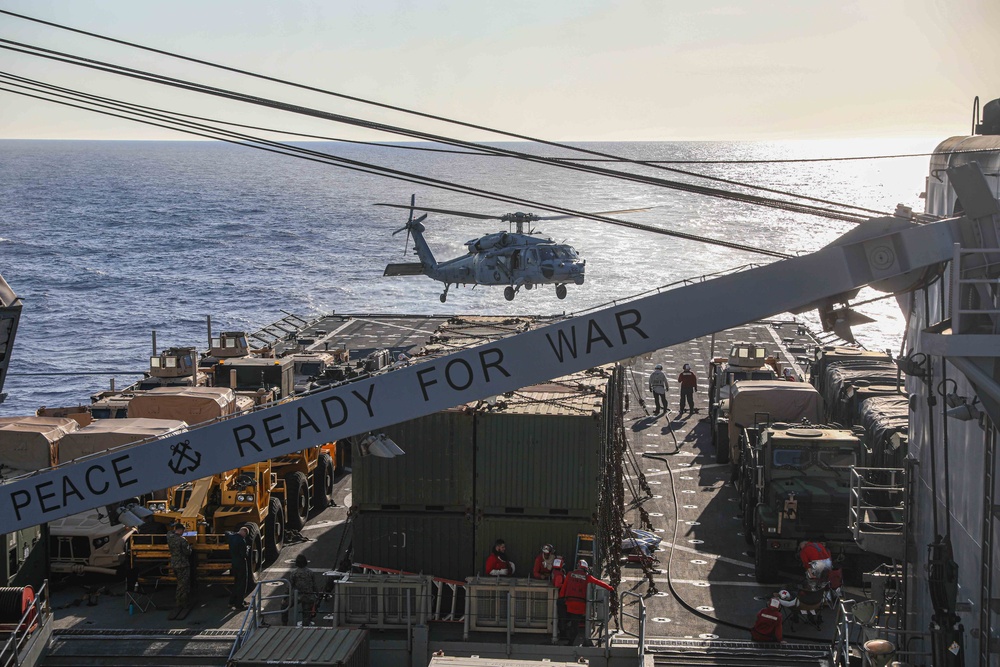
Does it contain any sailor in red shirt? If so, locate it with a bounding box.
[798,540,832,580]
[532,544,555,580]
[751,596,785,642]
[485,538,516,576]
[558,559,613,645]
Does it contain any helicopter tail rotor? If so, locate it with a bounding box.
[391,194,428,256]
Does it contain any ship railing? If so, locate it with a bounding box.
[831,597,933,666]
[848,466,908,561]
[354,564,466,622]
[0,580,51,667]
[227,577,292,664]
[324,570,436,630]
[463,575,612,647]
[616,590,646,661]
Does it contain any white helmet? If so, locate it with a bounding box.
[654,364,663,370]
[778,589,793,602]
[577,559,589,570]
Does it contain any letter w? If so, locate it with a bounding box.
[545,326,578,363]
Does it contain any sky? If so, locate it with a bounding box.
[1,0,999,142]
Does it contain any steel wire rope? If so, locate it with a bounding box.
[0,37,874,226]
[1,9,896,221]
[0,73,794,259]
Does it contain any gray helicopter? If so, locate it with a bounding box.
[379,197,646,303]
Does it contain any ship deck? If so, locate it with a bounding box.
[44,313,849,659]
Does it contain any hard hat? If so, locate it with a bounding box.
[577,559,589,570]
[542,544,553,554]
[172,522,185,530]
[295,554,309,568]
[683,363,691,371]
[654,364,663,370]
[778,589,793,602]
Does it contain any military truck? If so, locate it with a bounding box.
[708,341,777,463]
[736,422,865,583]
[723,380,823,467]
[125,386,336,583]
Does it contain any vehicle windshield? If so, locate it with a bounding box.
[818,448,856,468]
[773,448,807,468]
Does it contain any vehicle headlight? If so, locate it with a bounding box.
[237,494,246,502]
[92,536,110,549]
[245,494,254,502]
[766,526,778,534]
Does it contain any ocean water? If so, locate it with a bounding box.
[0,138,938,416]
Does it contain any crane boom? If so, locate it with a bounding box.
[0,200,973,533]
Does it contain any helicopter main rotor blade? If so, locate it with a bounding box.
[375,203,499,220]
[533,207,653,221]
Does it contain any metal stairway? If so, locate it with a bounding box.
[611,638,832,666]
[41,629,237,667]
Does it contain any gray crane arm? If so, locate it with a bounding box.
[0,201,972,533]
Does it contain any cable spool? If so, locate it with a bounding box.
[0,586,35,626]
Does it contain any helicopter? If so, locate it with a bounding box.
[379,196,647,303]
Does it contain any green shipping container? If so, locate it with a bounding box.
[352,409,474,511]
[352,511,474,583]
[475,411,605,517]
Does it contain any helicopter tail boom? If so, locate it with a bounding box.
[383,263,425,277]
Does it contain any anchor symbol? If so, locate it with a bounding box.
[168,440,202,475]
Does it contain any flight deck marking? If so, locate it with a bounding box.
[642,463,728,477]
[656,540,754,569]
[620,577,763,588]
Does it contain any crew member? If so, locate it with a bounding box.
[485,538,515,576]
[783,367,799,382]
[558,559,613,645]
[166,522,193,612]
[532,544,555,580]
[550,557,568,639]
[226,526,252,610]
[751,595,785,642]
[799,540,833,581]
[289,554,319,626]
[648,364,669,414]
[677,363,698,414]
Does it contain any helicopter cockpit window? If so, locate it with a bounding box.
[538,247,556,261]
[554,247,574,259]
[526,249,538,265]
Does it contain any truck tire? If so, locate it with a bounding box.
[313,453,335,511]
[264,496,285,562]
[241,521,263,574]
[754,523,779,584]
[714,423,730,464]
[285,471,309,530]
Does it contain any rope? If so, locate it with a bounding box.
[0,74,793,259]
[0,9,895,221]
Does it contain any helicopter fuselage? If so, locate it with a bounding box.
[384,213,585,302]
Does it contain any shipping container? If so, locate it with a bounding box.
[475,371,609,517]
[352,511,474,582]
[475,515,600,577]
[352,409,474,511]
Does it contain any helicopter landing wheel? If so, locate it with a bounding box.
[524,282,533,290]
[504,286,516,301]
[439,293,447,303]
[556,284,567,300]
